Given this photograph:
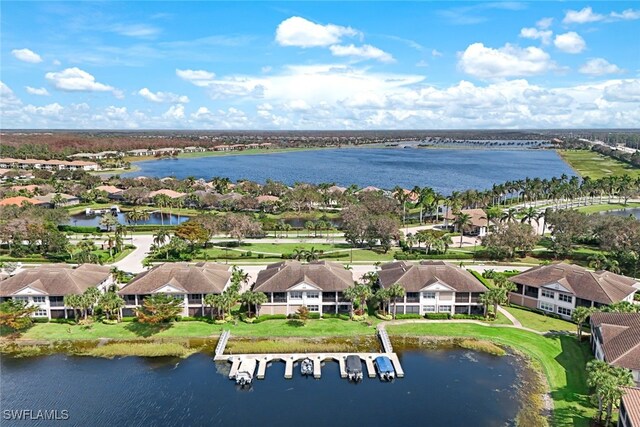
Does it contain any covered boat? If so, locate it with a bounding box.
[235,359,257,386]
[345,355,363,382]
[301,358,313,376]
[374,356,395,381]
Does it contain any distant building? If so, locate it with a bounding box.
[509,263,638,319]
[118,262,232,317]
[95,185,125,200]
[148,189,186,199]
[443,208,490,237]
[590,312,640,386]
[34,193,80,207]
[0,196,46,207]
[0,264,113,319]
[378,261,487,315]
[0,157,99,171]
[253,261,353,316]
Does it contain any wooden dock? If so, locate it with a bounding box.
[217,352,404,380]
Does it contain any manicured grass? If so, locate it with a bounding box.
[83,342,197,358]
[388,323,594,427]
[576,202,640,214]
[558,149,640,179]
[503,306,577,333]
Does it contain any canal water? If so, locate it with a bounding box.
[65,212,189,227]
[125,147,575,195]
[1,349,522,426]
[603,207,640,219]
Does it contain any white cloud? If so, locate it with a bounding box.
[603,80,640,102]
[329,44,394,63]
[24,103,64,117]
[554,32,586,54]
[52,59,61,66]
[563,7,640,24]
[519,27,553,44]
[109,24,160,38]
[138,87,189,103]
[45,67,116,93]
[275,16,359,48]
[163,104,185,120]
[431,49,443,57]
[416,60,429,68]
[536,17,554,29]
[261,66,272,73]
[25,86,50,96]
[458,43,556,79]
[579,58,623,76]
[11,48,43,63]
[176,69,216,87]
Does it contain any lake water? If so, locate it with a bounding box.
[603,208,640,219]
[126,148,575,195]
[65,212,189,227]
[0,349,522,426]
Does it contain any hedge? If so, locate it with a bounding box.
[452,314,486,321]
[394,252,474,261]
[253,314,287,323]
[58,225,101,234]
[468,270,494,289]
[322,313,351,321]
[424,313,451,320]
[394,313,422,319]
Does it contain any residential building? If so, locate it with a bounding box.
[95,185,125,200]
[0,196,46,207]
[377,261,487,315]
[590,312,640,386]
[253,261,353,316]
[0,264,113,319]
[443,208,490,237]
[619,387,640,427]
[0,157,98,171]
[34,193,80,207]
[509,263,638,319]
[118,262,232,317]
[148,189,186,199]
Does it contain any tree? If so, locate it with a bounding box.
[174,221,208,250]
[83,287,101,317]
[0,300,38,331]
[240,291,268,318]
[344,283,373,317]
[452,212,472,248]
[375,288,391,314]
[99,213,118,232]
[295,305,310,325]
[135,294,183,324]
[587,360,635,425]
[478,292,491,319]
[482,222,538,259]
[63,294,85,322]
[203,294,218,320]
[223,213,262,243]
[387,283,406,319]
[98,292,125,321]
[572,306,595,341]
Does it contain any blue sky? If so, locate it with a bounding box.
[1,1,639,129]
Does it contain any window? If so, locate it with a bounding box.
[306,292,319,299]
[539,302,554,312]
[307,305,319,312]
[558,294,572,304]
[14,296,28,303]
[557,307,572,316]
[34,309,48,317]
[541,289,554,299]
[290,291,302,300]
[406,305,420,314]
[438,305,452,313]
[423,292,436,299]
[423,305,436,313]
[32,296,46,304]
[273,292,286,303]
[406,292,419,303]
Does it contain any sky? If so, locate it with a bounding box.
[1,1,639,130]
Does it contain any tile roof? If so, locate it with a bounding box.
[0,264,112,296]
[378,261,487,292]
[253,261,353,292]
[591,312,640,371]
[118,262,232,295]
[511,263,638,305]
[148,189,186,199]
[443,208,489,228]
[622,387,640,427]
[0,196,45,206]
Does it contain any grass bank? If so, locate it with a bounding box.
[388,323,594,427]
[576,202,640,214]
[558,149,640,179]
[503,306,577,333]
[84,342,197,358]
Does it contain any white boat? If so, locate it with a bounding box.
[235,359,257,386]
[300,358,313,376]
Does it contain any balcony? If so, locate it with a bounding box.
[455,293,470,303]
[322,292,336,302]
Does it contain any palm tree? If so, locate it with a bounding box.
[571,306,595,341]
[587,360,635,425]
[387,283,405,319]
[203,294,218,320]
[153,194,171,226]
[63,294,84,322]
[100,213,118,232]
[452,213,472,248]
[305,247,321,262]
[153,230,170,259]
[104,235,116,258]
[98,292,125,321]
[375,288,391,314]
[500,208,518,223]
[344,283,372,317]
[393,186,409,231]
[478,292,491,319]
[240,291,268,318]
[519,206,538,227]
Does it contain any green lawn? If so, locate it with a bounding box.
[576,202,640,214]
[388,323,594,427]
[503,306,577,333]
[558,149,640,179]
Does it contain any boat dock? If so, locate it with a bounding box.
[217,352,404,380]
[215,330,404,381]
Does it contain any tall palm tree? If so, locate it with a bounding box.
[452,213,472,248]
[393,186,409,231]
[387,283,405,319]
[571,306,595,341]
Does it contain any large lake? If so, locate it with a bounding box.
[1,349,522,426]
[126,148,575,194]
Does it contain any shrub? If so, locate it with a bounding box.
[58,225,101,234]
[32,318,50,323]
[50,318,76,324]
[375,312,393,321]
[308,312,321,320]
[102,319,118,325]
[469,270,493,288]
[424,313,450,320]
[351,314,368,322]
[394,313,423,319]
[120,317,136,322]
[452,314,485,321]
[253,314,287,323]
